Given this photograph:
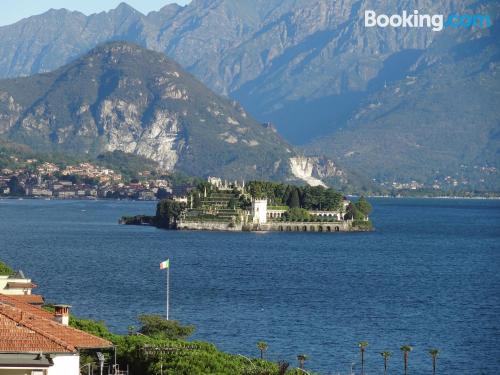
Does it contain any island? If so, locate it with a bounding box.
[121,177,373,232]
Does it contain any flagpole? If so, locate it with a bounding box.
[166,264,170,320]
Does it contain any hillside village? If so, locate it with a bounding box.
[0,158,176,200]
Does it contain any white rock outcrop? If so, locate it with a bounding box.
[289,156,347,187]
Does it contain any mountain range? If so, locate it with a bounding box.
[0,0,498,191]
[0,0,480,141]
[0,42,349,187]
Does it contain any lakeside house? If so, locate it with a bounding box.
[0,294,113,374]
[0,270,45,306]
[0,269,114,374]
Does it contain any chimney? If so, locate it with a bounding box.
[54,304,71,326]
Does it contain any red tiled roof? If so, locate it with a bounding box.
[11,294,45,305]
[0,296,112,353]
[6,282,37,289]
[0,295,54,320]
[1,319,67,352]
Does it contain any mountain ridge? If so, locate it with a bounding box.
[0,0,472,141]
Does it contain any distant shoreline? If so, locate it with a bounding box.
[364,195,500,200]
[1,195,499,201]
[0,196,156,202]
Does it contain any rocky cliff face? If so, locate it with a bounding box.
[289,156,347,188]
[0,92,21,135]
[0,41,349,186]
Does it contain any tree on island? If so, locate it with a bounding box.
[428,348,439,375]
[287,188,301,208]
[344,202,363,220]
[155,199,185,229]
[190,192,202,208]
[282,185,293,204]
[358,341,368,375]
[344,196,373,221]
[380,351,392,375]
[248,181,265,199]
[197,181,214,197]
[400,345,413,375]
[355,196,373,217]
[256,341,268,359]
[228,196,238,209]
[245,180,343,210]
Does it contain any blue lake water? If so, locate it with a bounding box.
[0,198,499,374]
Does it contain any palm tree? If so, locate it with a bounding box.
[380,351,392,375]
[358,341,369,375]
[297,354,308,369]
[256,341,268,360]
[400,345,413,375]
[428,349,439,375]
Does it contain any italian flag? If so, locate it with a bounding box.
[160,259,170,270]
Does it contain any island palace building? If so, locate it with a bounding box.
[177,177,353,232]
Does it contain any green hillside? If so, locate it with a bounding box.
[308,20,500,192]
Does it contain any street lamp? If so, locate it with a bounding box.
[96,352,105,375]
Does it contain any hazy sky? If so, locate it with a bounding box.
[0,0,192,27]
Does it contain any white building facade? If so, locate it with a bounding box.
[0,271,36,296]
[251,199,268,224]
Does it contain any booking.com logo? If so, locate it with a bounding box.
[365,10,492,32]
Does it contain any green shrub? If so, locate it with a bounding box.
[66,313,300,375]
[355,196,372,216]
[0,261,13,276]
[283,208,310,222]
[352,220,373,230]
[137,315,195,340]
